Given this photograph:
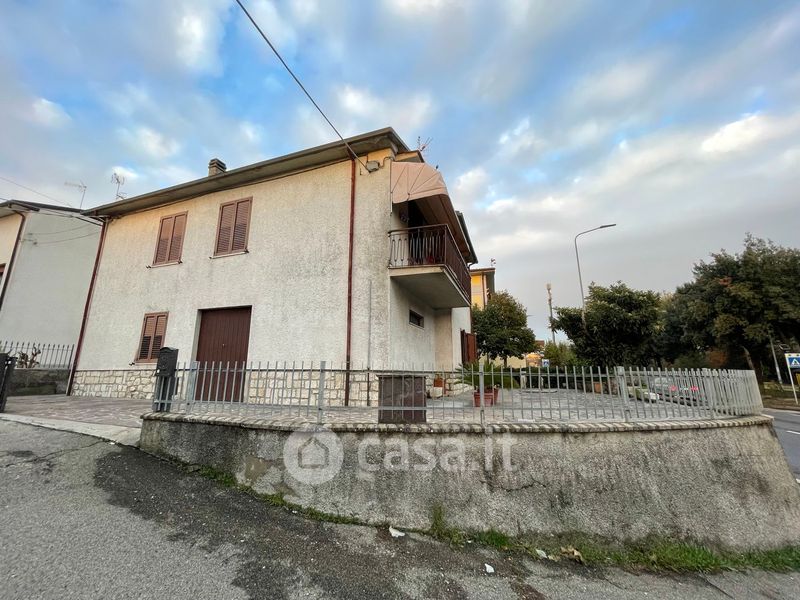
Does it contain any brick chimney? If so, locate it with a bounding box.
[208,158,226,177]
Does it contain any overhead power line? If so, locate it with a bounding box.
[233,0,369,171]
[30,230,100,245]
[0,175,75,208]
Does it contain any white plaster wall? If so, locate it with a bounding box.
[78,152,470,372]
[0,212,100,344]
[79,157,403,370]
[387,280,436,369]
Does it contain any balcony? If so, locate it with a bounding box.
[388,225,471,309]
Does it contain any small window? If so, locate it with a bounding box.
[153,213,187,265]
[409,310,424,328]
[136,312,168,362]
[214,198,251,256]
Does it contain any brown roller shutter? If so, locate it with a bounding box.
[214,198,251,255]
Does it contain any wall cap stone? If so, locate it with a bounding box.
[140,411,773,435]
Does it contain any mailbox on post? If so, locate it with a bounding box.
[153,347,178,412]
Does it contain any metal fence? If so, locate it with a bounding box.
[0,340,75,369]
[153,362,763,425]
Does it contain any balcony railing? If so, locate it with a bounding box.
[388,225,470,300]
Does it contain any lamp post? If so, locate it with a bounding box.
[574,224,616,323]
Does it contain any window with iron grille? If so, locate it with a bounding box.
[153,213,187,265]
[136,312,168,362]
[214,198,251,256]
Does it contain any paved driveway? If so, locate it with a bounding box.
[2,395,150,429]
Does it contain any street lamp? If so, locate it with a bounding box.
[574,224,617,322]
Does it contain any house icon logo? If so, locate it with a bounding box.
[298,436,329,470]
[283,427,343,485]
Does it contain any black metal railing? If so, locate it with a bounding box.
[0,340,75,369]
[387,225,470,299]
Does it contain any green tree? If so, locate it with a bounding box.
[551,282,661,366]
[472,291,536,366]
[671,236,800,379]
[542,341,578,367]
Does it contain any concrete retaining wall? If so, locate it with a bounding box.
[140,414,800,551]
[7,368,69,396]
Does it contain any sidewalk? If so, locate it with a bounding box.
[0,394,149,446]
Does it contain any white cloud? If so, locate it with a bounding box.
[172,0,230,73]
[497,117,541,156]
[385,0,462,17]
[570,56,663,107]
[120,126,181,160]
[239,121,262,144]
[30,98,70,127]
[453,167,489,205]
[486,197,516,214]
[701,114,765,154]
[336,84,436,135]
[246,0,298,51]
[701,111,800,155]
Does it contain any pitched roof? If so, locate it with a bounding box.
[0,199,85,219]
[84,127,409,217]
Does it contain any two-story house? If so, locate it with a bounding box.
[0,200,101,349]
[70,128,478,398]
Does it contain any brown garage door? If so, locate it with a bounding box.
[195,306,251,402]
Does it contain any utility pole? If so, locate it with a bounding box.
[546,283,556,345]
[770,334,784,385]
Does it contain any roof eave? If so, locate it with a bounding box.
[84,127,409,218]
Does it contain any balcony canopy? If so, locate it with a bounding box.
[390,162,477,263]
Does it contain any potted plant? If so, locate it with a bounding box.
[473,385,498,407]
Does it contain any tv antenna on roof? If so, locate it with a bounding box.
[64,181,87,209]
[111,172,126,200]
[417,136,432,154]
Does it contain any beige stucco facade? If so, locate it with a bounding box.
[0,208,100,345]
[76,141,474,392]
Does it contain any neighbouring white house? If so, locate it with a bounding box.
[71,128,478,398]
[0,200,101,348]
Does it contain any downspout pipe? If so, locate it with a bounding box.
[67,218,109,395]
[344,158,356,406]
[0,210,26,311]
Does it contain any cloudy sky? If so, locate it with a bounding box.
[2,0,799,338]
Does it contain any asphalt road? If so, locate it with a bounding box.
[764,409,800,478]
[1,420,798,600]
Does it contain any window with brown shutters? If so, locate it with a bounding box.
[214,198,251,255]
[136,312,168,362]
[153,212,187,265]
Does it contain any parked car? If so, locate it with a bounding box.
[650,377,700,404]
[630,386,660,403]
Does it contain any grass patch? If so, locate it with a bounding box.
[189,463,361,526]
[189,463,800,573]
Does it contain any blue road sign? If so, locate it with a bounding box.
[786,353,800,370]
